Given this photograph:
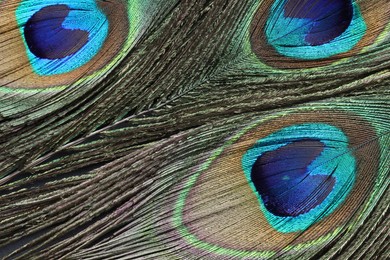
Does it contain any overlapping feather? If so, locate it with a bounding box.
[0,0,389,259]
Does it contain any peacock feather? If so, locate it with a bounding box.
[0,0,389,259]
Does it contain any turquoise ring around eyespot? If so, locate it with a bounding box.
[0,0,134,89]
[242,123,356,233]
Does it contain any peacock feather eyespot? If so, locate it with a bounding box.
[250,0,390,68]
[21,3,109,74]
[164,108,386,258]
[0,0,139,89]
[242,123,356,233]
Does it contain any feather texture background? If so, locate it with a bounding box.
[0,0,389,259]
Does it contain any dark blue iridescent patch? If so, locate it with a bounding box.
[24,5,89,59]
[242,123,356,232]
[284,0,353,45]
[16,0,109,76]
[250,139,336,217]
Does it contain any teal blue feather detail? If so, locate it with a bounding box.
[242,123,356,233]
[265,0,366,60]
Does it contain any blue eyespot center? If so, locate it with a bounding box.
[250,139,336,217]
[24,5,89,59]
